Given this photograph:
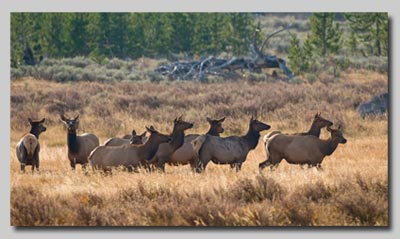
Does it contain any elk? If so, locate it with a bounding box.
[259,126,347,171]
[149,116,194,171]
[104,130,147,146]
[192,117,271,172]
[60,114,99,170]
[163,117,225,170]
[263,112,333,143]
[15,118,46,173]
[89,126,172,172]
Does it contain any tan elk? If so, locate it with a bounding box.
[160,117,225,171]
[259,126,347,171]
[89,126,172,172]
[192,117,271,172]
[60,114,99,170]
[15,118,46,173]
[104,130,147,146]
[263,112,333,143]
[148,116,194,171]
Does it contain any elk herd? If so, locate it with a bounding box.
[15,113,347,174]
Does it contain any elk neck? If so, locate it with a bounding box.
[67,130,79,154]
[30,127,41,139]
[243,126,260,150]
[321,137,340,156]
[206,126,221,136]
[306,121,322,137]
[140,137,162,161]
[170,128,185,151]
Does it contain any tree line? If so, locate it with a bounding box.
[11,13,255,67]
[11,12,388,73]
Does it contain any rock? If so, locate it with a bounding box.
[357,93,388,118]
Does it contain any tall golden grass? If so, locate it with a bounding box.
[10,69,388,226]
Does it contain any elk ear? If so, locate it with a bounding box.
[250,115,254,121]
[140,131,147,137]
[146,126,157,134]
[178,114,183,120]
[338,125,342,130]
[218,117,226,123]
[28,118,33,124]
[131,130,137,136]
[39,118,45,124]
[314,112,319,118]
[60,114,67,122]
[206,117,211,123]
[74,114,80,121]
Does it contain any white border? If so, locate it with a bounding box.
[2,0,397,238]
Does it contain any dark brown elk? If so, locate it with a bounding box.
[263,112,333,143]
[15,118,46,173]
[104,130,147,146]
[259,126,347,171]
[162,117,225,170]
[89,126,172,171]
[149,116,194,171]
[192,117,271,172]
[60,114,99,170]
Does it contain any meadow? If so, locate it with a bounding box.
[10,68,388,226]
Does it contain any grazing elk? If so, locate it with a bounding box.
[15,118,46,173]
[89,126,172,172]
[192,116,271,172]
[104,130,147,146]
[160,116,225,170]
[149,116,194,171]
[60,114,99,171]
[263,112,333,143]
[259,126,347,171]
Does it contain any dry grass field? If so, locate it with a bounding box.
[10,69,388,226]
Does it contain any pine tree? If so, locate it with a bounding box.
[344,13,388,56]
[309,13,343,56]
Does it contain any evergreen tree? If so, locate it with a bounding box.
[344,13,388,56]
[309,13,343,56]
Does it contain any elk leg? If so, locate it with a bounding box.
[259,159,272,170]
[230,163,236,170]
[157,159,166,172]
[34,147,40,172]
[20,163,26,173]
[70,160,76,170]
[316,164,324,171]
[270,163,279,171]
[235,163,243,172]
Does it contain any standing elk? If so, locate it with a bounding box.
[263,112,333,143]
[148,116,194,171]
[60,114,99,171]
[259,126,347,171]
[89,126,172,172]
[161,117,225,170]
[15,118,46,173]
[192,116,271,172]
[104,130,147,146]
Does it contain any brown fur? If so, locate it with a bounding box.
[149,116,194,171]
[15,118,46,173]
[61,114,99,170]
[192,117,271,172]
[156,117,225,171]
[263,112,333,143]
[89,126,172,171]
[259,126,347,170]
[104,131,147,146]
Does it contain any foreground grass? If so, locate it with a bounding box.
[10,135,388,226]
[10,71,388,226]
